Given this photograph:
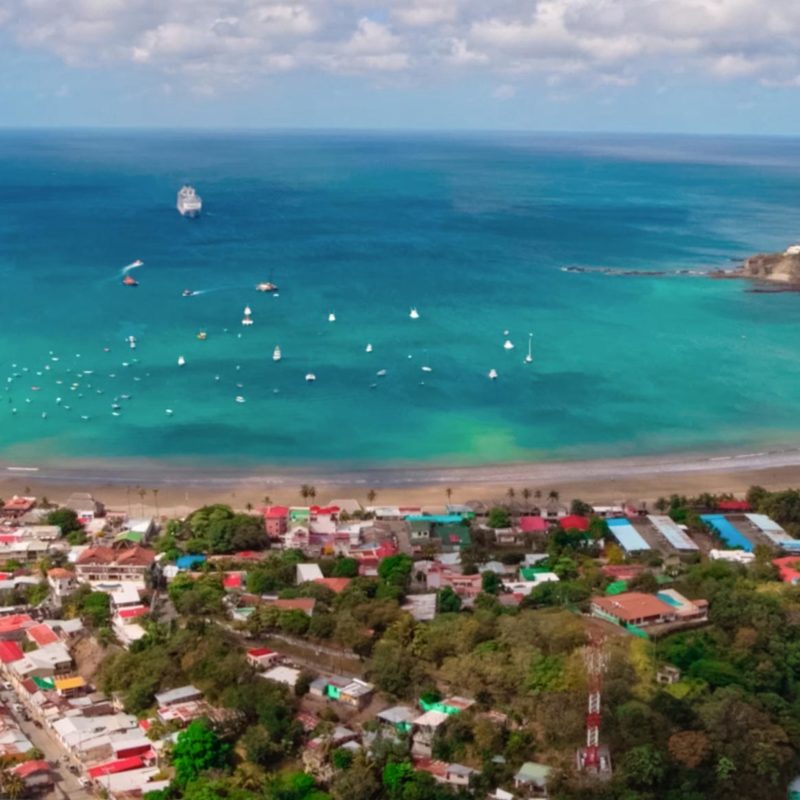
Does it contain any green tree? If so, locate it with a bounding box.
[623,744,665,788]
[172,720,231,786]
[436,586,462,613]
[46,507,83,534]
[481,571,501,595]
[486,507,510,529]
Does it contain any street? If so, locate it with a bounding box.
[0,690,91,800]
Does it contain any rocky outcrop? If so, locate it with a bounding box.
[739,249,800,284]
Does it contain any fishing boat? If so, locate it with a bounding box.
[165,409,174,416]
[421,366,432,373]
[235,396,246,404]
[376,369,387,377]
[488,369,498,380]
[525,333,533,364]
[197,331,207,341]
[182,289,196,297]
[122,275,138,287]
[130,259,144,268]
[256,282,278,293]
[305,373,316,383]
[365,343,373,353]
[177,185,202,217]
[128,336,137,350]
[503,340,514,350]
[409,308,420,320]
[272,346,282,362]
[177,356,186,367]
[242,306,253,326]
[328,312,336,323]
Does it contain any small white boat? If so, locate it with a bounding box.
[273,346,282,362]
[305,373,316,383]
[503,340,514,350]
[242,306,253,326]
[376,369,387,377]
[235,396,246,404]
[525,332,533,364]
[112,411,120,417]
[365,344,373,353]
[177,355,186,367]
[165,409,174,416]
[80,415,90,420]
[488,369,498,380]
[328,312,336,323]
[421,366,432,373]
[409,308,420,320]
[131,259,144,268]
[128,336,137,350]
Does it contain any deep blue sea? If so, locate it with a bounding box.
[1,130,800,468]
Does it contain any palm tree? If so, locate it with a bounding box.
[245,502,253,511]
[521,487,532,510]
[263,495,272,506]
[367,489,377,504]
[1,769,25,800]
[152,488,160,519]
[137,487,146,516]
[548,489,560,501]
[534,489,542,500]
[445,487,453,504]
[506,487,516,503]
[300,484,316,501]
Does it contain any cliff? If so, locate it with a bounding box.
[739,250,800,284]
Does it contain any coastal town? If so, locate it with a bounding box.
[0,484,795,800]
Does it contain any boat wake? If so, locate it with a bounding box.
[120,260,144,276]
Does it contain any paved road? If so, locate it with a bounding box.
[0,690,91,800]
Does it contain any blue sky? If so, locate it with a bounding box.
[1,1,800,133]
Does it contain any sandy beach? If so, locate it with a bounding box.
[3,447,800,518]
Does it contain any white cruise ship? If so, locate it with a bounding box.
[176,185,202,217]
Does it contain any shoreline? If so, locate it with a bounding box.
[4,447,800,516]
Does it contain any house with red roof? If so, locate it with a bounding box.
[519,516,549,534]
[222,572,245,591]
[774,557,800,584]
[558,515,590,532]
[26,624,59,647]
[262,506,289,539]
[246,647,283,670]
[717,499,751,512]
[12,760,51,792]
[314,577,351,594]
[87,755,146,780]
[75,545,155,587]
[0,497,36,519]
[0,641,24,664]
[263,598,316,616]
[0,614,34,641]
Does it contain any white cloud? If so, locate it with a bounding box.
[2,0,800,90]
[492,83,516,99]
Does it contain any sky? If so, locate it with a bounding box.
[1,0,800,133]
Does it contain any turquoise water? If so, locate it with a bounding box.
[2,130,800,468]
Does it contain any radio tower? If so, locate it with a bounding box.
[576,634,612,776]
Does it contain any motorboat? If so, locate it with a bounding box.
[197,331,207,341]
[177,356,186,367]
[235,396,246,403]
[328,312,336,322]
[182,289,196,297]
[488,369,498,380]
[421,366,432,373]
[273,346,282,362]
[376,369,387,377]
[256,282,278,293]
[128,336,137,350]
[122,275,138,287]
[305,373,316,382]
[165,409,174,415]
[409,308,420,319]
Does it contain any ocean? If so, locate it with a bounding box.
[1,129,800,469]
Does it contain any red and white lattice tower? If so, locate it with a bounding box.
[577,635,612,776]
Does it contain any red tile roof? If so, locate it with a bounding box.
[2,497,35,512]
[13,760,49,779]
[26,624,59,647]
[774,557,800,584]
[0,614,34,636]
[247,647,274,657]
[118,606,148,619]
[47,568,74,579]
[87,756,144,779]
[592,592,673,623]
[559,515,590,531]
[519,516,549,533]
[310,505,340,515]
[77,545,155,567]
[0,641,23,663]
[223,572,244,590]
[267,598,316,614]
[314,577,351,593]
[262,506,290,519]
[717,500,751,512]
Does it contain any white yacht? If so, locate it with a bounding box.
[376,369,387,377]
[328,312,336,323]
[409,308,420,320]
[273,346,282,362]
[421,366,432,373]
[177,185,202,217]
[177,355,186,367]
[503,340,514,350]
[305,373,316,383]
[488,369,498,380]
[365,344,373,353]
[242,306,253,326]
